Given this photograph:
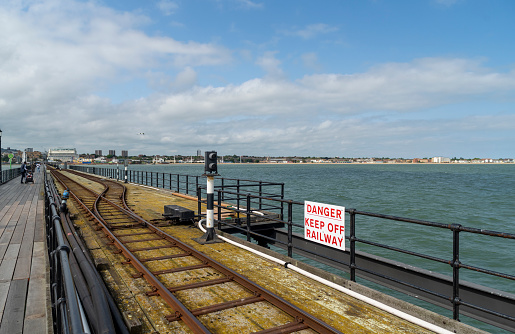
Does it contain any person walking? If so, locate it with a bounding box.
[20,161,27,184]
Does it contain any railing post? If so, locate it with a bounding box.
[176,175,180,193]
[236,180,241,222]
[349,209,356,282]
[197,186,202,221]
[288,200,293,258]
[246,193,251,242]
[217,190,222,230]
[259,181,263,210]
[451,223,462,321]
[221,178,225,202]
[186,175,189,195]
[280,183,285,220]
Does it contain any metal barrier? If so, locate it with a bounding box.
[0,167,20,184]
[45,173,87,334]
[70,165,285,206]
[203,189,515,333]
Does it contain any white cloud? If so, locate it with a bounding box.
[256,51,284,79]
[157,1,179,16]
[0,0,231,105]
[297,58,515,113]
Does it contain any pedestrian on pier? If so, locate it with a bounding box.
[20,162,27,184]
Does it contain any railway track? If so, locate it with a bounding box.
[51,168,342,334]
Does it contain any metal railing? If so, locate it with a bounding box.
[198,188,515,333]
[70,165,285,204]
[45,173,87,334]
[0,167,20,184]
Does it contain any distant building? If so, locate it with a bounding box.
[121,150,128,158]
[109,150,116,156]
[25,148,33,153]
[26,151,43,162]
[432,157,451,163]
[47,148,78,162]
[95,150,102,156]
[197,150,202,156]
[152,155,165,164]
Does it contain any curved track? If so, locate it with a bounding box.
[51,168,342,334]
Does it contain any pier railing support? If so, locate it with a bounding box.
[349,209,357,282]
[451,223,462,321]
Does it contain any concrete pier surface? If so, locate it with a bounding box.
[0,172,52,334]
[58,170,485,334]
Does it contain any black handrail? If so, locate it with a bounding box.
[0,167,21,184]
[70,165,285,203]
[45,173,86,334]
[199,188,515,332]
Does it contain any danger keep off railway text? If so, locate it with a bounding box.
[304,201,345,250]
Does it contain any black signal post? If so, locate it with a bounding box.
[194,151,222,244]
[205,151,217,174]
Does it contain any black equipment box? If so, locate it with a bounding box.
[163,205,194,222]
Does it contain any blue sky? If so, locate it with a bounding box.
[1,0,514,158]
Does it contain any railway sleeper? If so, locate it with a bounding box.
[164,295,265,322]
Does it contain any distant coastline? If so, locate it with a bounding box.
[66,161,515,167]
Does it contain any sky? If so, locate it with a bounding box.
[1,0,514,158]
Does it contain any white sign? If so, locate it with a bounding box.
[304,201,345,250]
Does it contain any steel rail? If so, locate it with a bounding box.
[50,168,342,334]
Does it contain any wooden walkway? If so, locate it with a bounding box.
[0,171,52,334]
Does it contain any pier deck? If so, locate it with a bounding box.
[0,172,52,334]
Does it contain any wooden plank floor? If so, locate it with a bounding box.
[0,171,52,334]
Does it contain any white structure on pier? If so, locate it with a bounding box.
[47,148,78,162]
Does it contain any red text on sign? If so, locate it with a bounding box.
[306,204,342,220]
